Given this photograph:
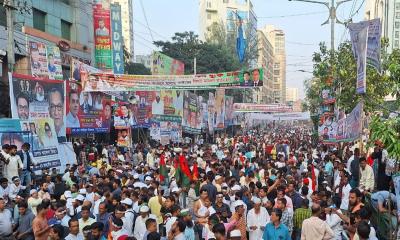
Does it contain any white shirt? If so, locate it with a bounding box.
[152,100,164,115]
[359,165,375,191]
[326,210,343,240]
[133,214,157,240]
[66,112,80,128]
[8,183,26,201]
[123,209,136,236]
[247,207,270,240]
[336,184,351,210]
[165,216,177,236]
[65,233,84,240]
[5,155,23,182]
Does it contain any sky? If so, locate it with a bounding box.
[132,0,366,99]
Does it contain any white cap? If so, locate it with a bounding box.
[145,176,153,181]
[30,189,37,195]
[76,194,85,202]
[140,205,150,212]
[230,229,241,237]
[232,200,245,209]
[221,183,228,188]
[253,197,261,204]
[79,189,87,195]
[133,174,139,179]
[171,187,180,193]
[231,185,241,191]
[64,191,72,199]
[215,175,222,181]
[121,198,133,206]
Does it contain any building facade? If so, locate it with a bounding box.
[365,0,400,52]
[112,0,134,59]
[262,25,286,103]
[286,87,299,103]
[135,54,152,69]
[255,30,274,103]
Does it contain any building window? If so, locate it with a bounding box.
[33,8,46,32]
[61,20,71,40]
[396,31,400,38]
[223,0,229,3]
[207,1,211,8]
[395,40,399,48]
[207,13,211,20]
[396,3,400,10]
[397,12,400,19]
[0,5,6,27]
[396,22,400,29]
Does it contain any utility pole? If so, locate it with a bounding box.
[288,0,351,55]
[4,0,16,72]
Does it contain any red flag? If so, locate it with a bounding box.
[192,162,199,181]
[311,165,316,191]
[159,154,168,182]
[178,154,192,188]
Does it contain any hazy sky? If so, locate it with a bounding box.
[132,0,366,99]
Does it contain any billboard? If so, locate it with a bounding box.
[116,128,131,148]
[66,80,112,134]
[152,115,182,145]
[71,59,102,82]
[9,73,66,142]
[111,3,124,74]
[182,91,201,134]
[160,90,183,117]
[29,41,49,78]
[151,51,185,75]
[47,45,63,80]
[214,89,225,129]
[207,92,215,134]
[83,68,264,91]
[233,103,292,113]
[225,96,234,126]
[336,101,363,142]
[93,0,113,71]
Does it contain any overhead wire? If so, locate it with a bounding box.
[139,0,155,42]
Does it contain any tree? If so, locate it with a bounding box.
[125,62,151,75]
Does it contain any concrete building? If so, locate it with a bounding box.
[112,0,134,59]
[365,0,400,52]
[135,54,152,69]
[255,30,274,103]
[286,87,299,103]
[262,25,286,103]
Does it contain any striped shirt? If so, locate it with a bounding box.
[293,207,311,230]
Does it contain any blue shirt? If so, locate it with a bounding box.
[262,222,291,240]
[324,161,334,175]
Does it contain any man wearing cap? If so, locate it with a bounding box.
[8,176,26,201]
[247,197,270,240]
[48,207,70,227]
[28,189,42,215]
[134,205,157,240]
[231,200,247,240]
[121,197,135,236]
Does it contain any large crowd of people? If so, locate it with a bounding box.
[0,124,398,240]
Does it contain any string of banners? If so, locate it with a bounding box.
[81,68,264,91]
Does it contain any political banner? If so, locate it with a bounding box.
[225,96,234,126]
[214,89,225,129]
[233,103,292,113]
[66,80,112,134]
[152,115,182,144]
[83,68,264,91]
[349,19,381,73]
[117,128,131,148]
[248,112,311,121]
[349,22,369,94]
[198,96,206,130]
[9,73,66,142]
[151,51,185,75]
[318,115,338,143]
[29,41,49,78]
[93,0,113,71]
[321,89,336,105]
[111,3,124,74]
[336,101,363,142]
[0,119,25,150]
[136,91,156,128]
[207,92,215,134]
[27,118,61,171]
[160,90,183,117]
[71,59,102,82]
[182,91,201,134]
[47,45,63,80]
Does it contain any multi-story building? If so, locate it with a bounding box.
[286,87,299,103]
[255,30,274,103]
[112,0,134,59]
[135,54,152,69]
[365,0,400,52]
[262,25,286,103]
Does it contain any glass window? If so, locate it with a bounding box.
[395,22,400,29]
[395,40,399,48]
[207,13,211,20]
[396,31,400,38]
[61,20,71,40]
[33,8,46,32]
[0,5,6,27]
[396,3,400,10]
[396,12,400,19]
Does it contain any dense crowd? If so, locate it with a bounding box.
[0,125,398,240]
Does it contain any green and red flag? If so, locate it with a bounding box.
[192,162,199,181]
[159,154,168,182]
[175,154,192,188]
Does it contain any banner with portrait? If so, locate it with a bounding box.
[116,128,131,148]
[160,90,183,117]
[47,45,63,80]
[23,118,62,171]
[152,115,182,145]
[349,22,369,94]
[93,0,113,71]
[233,103,292,113]
[224,96,234,126]
[336,101,363,142]
[71,58,102,82]
[151,51,185,75]
[149,121,161,141]
[136,91,156,128]
[83,68,264,91]
[9,73,66,142]
[29,41,49,78]
[182,91,201,134]
[207,92,215,134]
[66,80,112,134]
[0,119,26,150]
[214,89,225,129]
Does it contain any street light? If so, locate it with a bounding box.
[288,0,351,53]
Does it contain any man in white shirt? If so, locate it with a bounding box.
[4,145,23,183]
[65,218,84,240]
[335,171,352,211]
[359,157,375,191]
[78,206,95,234]
[134,205,157,240]
[325,205,344,240]
[152,95,164,115]
[121,198,135,236]
[247,197,270,240]
[66,90,80,128]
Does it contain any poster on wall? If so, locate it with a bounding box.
[9,73,66,142]
[182,91,201,134]
[152,115,182,144]
[93,0,113,71]
[207,92,215,134]
[117,128,131,147]
[214,89,225,129]
[29,42,49,78]
[225,96,234,126]
[160,90,183,117]
[71,59,102,82]
[149,121,161,141]
[47,45,63,80]
[136,91,156,128]
[151,51,185,75]
[110,3,124,74]
[66,80,112,134]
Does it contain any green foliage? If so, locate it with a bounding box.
[125,62,151,75]
[368,115,400,160]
